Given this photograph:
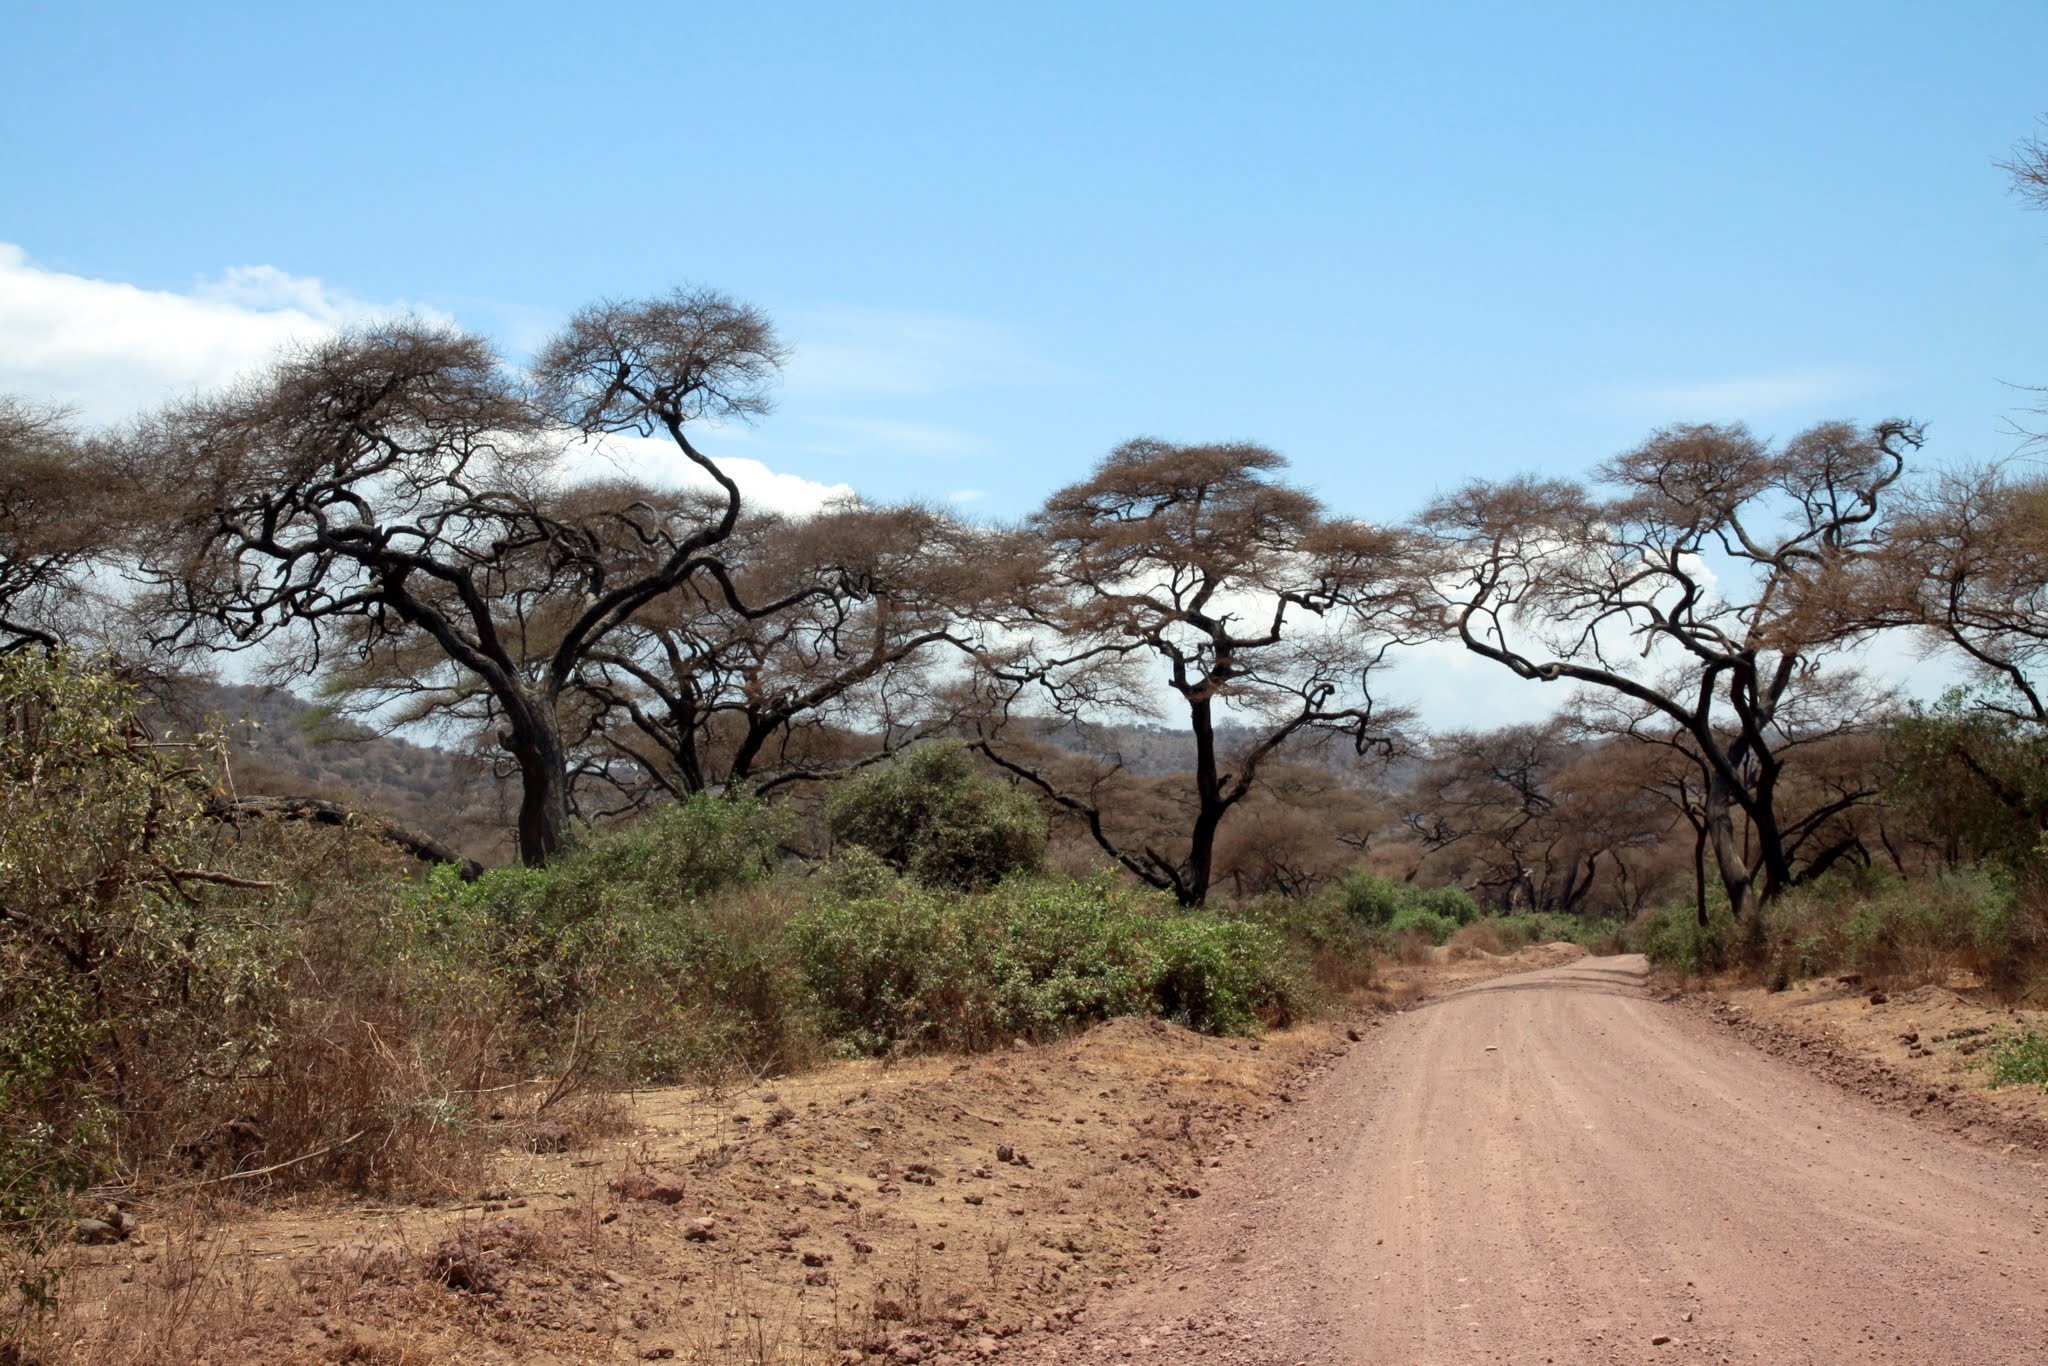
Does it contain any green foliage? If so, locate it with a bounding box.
[826,743,1046,891]
[1147,916,1298,1035]
[1334,872,1482,939]
[1334,871,1408,927]
[1989,1033,2048,1090]
[1383,904,1460,946]
[402,794,807,1082]
[0,653,280,1209]
[1412,885,1481,926]
[1483,911,1626,951]
[788,871,1312,1052]
[1631,901,1739,976]
[1884,692,2048,874]
[1759,865,2033,988]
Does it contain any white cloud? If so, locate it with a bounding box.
[0,243,853,515]
[947,488,988,505]
[0,243,416,422]
[566,433,855,517]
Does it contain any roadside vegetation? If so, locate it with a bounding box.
[6,128,2048,1357]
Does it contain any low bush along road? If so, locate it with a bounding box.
[1050,955,2048,1366]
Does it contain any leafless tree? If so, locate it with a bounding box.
[0,399,118,653]
[134,290,788,865]
[1883,466,2048,725]
[1396,720,1674,915]
[571,500,988,803]
[970,438,1420,906]
[1424,419,1922,919]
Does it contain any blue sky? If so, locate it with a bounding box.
[4,2,2046,520]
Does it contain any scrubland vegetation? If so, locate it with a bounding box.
[5,141,2048,1363]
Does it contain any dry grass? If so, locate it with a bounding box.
[7,1015,1359,1365]
[1383,928,1439,965]
[1446,921,1512,959]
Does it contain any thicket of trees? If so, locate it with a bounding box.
[4,273,2045,919]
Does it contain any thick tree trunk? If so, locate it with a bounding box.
[1705,770,1757,922]
[1692,823,1709,927]
[504,707,572,866]
[1183,696,1221,908]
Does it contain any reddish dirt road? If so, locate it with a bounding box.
[1049,955,2048,1365]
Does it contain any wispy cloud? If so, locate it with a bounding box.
[947,488,988,505]
[795,415,990,459]
[780,305,1072,399]
[564,433,855,516]
[1600,367,1879,419]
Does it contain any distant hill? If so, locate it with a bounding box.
[143,681,509,863]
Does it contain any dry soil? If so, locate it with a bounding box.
[1056,954,2048,1365]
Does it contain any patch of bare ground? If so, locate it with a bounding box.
[1678,971,2048,1154]
[8,942,1581,1365]
[8,1027,1321,1363]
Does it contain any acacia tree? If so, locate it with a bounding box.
[0,398,118,653]
[139,290,787,865]
[1424,419,1921,920]
[1885,467,2048,725]
[1394,720,1676,915]
[571,500,985,804]
[970,439,1418,907]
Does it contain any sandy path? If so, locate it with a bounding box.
[1050,955,2048,1365]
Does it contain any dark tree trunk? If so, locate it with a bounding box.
[1183,695,1221,907]
[1706,769,1756,922]
[504,706,572,866]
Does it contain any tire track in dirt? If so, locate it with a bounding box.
[1046,954,2048,1365]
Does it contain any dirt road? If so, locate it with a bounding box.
[1052,955,2048,1365]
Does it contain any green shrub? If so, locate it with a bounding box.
[1884,693,2048,874]
[1383,904,1459,946]
[402,794,812,1083]
[1486,910,1625,950]
[983,878,1161,1037]
[1760,865,2031,989]
[1149,916,1302,1034]
[1631,901,1738,976]
[0,654,282,1210]
[1233,893,1376,997]
[785,883,999,1055]
[825,743,1046,891]
[1334,871,1407,927]
[1413,885,1481,926]
[1989,1033,2048,1090]
[788,874,1313,1051]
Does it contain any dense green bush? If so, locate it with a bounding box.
[1630,901,1739,976]
[1412,884,1481,926]
[0,655,280,1214]
[1885,693,2048,874]
[1758,865,2033,988]
[403,793,809,1082]
[1383,904,1460,946]
[825,742,1046,891]
[1334,870,1408,927]
[788,870,1310,1052]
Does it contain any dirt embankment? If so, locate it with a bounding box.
[1678,972,2048,1154]
[30,995,1407,1364]
[48,940,2041,1366]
